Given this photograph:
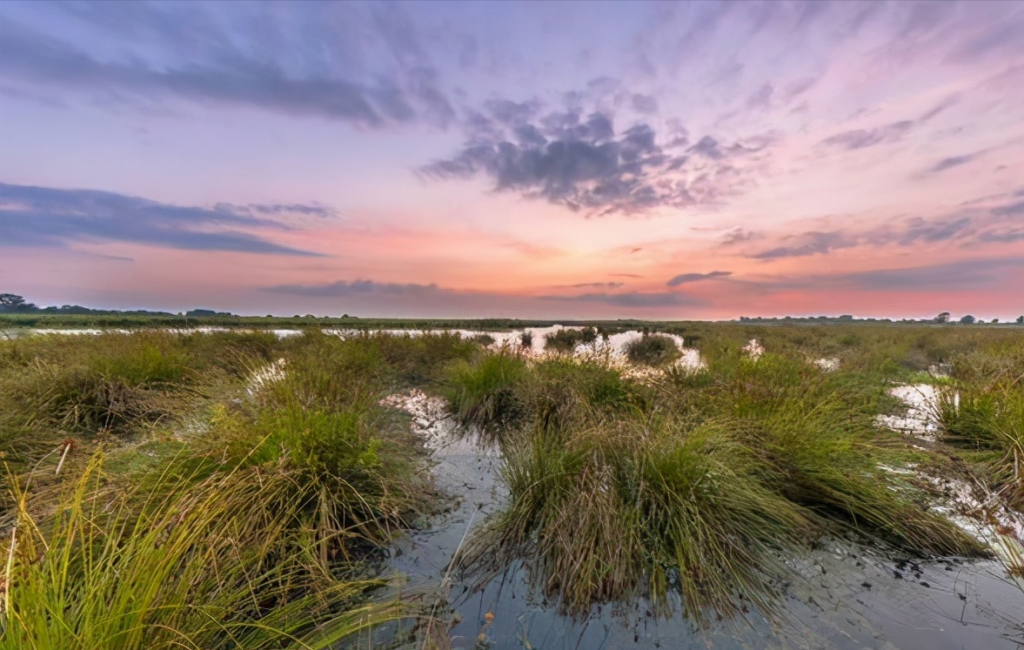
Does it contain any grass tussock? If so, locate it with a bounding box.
[454,351,986,623]
[0,456,404,650]
[624,334,681,366]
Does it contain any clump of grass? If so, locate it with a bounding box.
[0,333,237,468]
[195,399,426,559]
[624,334,681,366]
[461,418,810,624]
[520,331,533,348]
[471,333,496,346]
[543,327,597,353]
[0,455,406,650]
[938,342,1024,509]
[444,353,528,440]
[458,352,985,625]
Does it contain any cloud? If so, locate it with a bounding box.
[752,258,1024,295]
[834,258,1024,292]
[818,120,914,150]
[897,216,972,245]
[977,229,1024,244]
[0,182,325,256]
[751,231,857,259]
[564,282,625,289]
[0,5,453,127]
[720,227,762,245]
[422,102,774,215]
[631,93,658,114]
[992,200,1024,217]
[928,153,980,173]
[666,271,732,286]
[243,203,345,219]
[264,279,442,297]
[539,291,706,308]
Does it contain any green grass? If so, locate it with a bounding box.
[2,324,1021,641]
[937,341,1024,510]
[0,455,406,650]
[624,334,681,366]
[444,353,529,440]
[455,350,987,623]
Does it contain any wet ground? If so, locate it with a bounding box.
[383,392,1024,650]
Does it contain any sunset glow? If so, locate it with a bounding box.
[2,1,1023,319]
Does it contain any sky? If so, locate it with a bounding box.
[1,0,1023,320]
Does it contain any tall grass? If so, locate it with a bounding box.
[453,350,986,623]
[938,341,1024,509]
[0,455,405,650]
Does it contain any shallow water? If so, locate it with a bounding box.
[383,397,1024,650]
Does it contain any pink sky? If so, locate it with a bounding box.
[2,1,1023,320]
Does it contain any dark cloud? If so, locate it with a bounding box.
[539,291,706,308]
[0,182,325,256]
[422,105,773,215]
[264,279,442,297]
[0,4,453,127]
[751,231,857,259]
[666,271,732,286]
[928,153,979,173]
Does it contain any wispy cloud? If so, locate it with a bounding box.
[751,231,857,259]
[0,182,326,256]
[927,153,980,174]
[666,271,732,286]
[562,281,626,289]
[0,4,454,127]
[539,291,706,308]
[264,279,441,296]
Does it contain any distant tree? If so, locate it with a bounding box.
[0,293,26,308]
[935,312,950,323]
[992,318,999,323]
[960,315,976,324]
[1018,316,1024,324]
